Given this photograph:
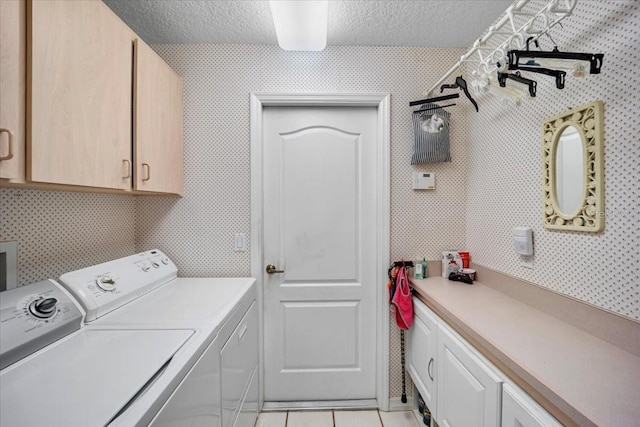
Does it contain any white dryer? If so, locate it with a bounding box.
[58,250,258,427]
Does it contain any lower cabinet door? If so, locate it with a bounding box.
[437,324,503,427]
[221,301,258,427]
[407,298,438,418]
[150,338,221,427]
[502,383,561,427]
[233,366,259,427]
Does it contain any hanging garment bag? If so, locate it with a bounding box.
[411,103,452,164]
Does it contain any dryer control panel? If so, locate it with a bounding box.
[0,280,83,370]
[59,250,177,322]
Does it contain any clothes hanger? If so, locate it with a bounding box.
[496,70,537,97]
[440,75,479,112]
[412,103,457,114]
[409,93,459,107]
[508,49,604,75]
[486,76,524,106]
[508,65,566,89]
[470,74,524,107]
[508,36,603,77]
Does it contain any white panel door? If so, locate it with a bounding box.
[437,324,503,427]
[263,106,378,401]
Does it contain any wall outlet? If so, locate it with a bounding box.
[520,255,534,269]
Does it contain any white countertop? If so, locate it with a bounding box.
[412,276,640,427]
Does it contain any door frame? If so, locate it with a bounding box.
[250,93,391,411]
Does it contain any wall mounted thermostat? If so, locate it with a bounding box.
[413,172,435,190]
[512,227,533,256]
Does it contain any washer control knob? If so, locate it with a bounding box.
[96,276,116,291]
[161,257,169,265]
[140,262,151,272]
[29,298,58,319]
[152,262,160,268]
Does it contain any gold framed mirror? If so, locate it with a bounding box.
[542,100,604,232]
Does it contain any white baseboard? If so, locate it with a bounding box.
[262,399,378,411]
[387,396,413,412]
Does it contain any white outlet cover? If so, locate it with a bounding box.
[520,255,534,269]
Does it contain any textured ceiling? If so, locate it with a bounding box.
[103,0,513,48]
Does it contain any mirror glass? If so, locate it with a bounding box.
[554,125,584,215]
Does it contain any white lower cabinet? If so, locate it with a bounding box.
[221,301,258,427]
[150,337,221,426]
[408,297,558,427]
[436,324,502,427]
[150,298,258,427]
[407,298,561,427]
[407,300,439,420]
[502,383,561,427]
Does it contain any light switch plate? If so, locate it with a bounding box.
[234,233,246,252]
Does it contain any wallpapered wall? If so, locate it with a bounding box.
[0,189,136,284]
[463,0,639,320]
[139,44,470,400]
[137,45,470,274]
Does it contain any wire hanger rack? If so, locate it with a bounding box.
[424,0,579,96]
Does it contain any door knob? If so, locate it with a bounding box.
[266,264,284,274]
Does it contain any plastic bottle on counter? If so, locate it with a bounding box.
[414,261,423,279]
[422,258,428,278]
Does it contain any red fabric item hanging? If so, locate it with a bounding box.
[391,264,413,330]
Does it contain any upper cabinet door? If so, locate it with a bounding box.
[28,0,133,190]
[134,39,183,196]
[0,0,26,181]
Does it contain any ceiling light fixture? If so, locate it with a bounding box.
[269,0,328,51]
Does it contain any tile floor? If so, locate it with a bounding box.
[256,410,423,427]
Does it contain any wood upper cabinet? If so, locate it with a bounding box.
[0,0,26,181]
[27,0,133,190]
[1,0,184,194]
[134,39,184,196]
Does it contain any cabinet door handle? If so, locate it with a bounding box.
[142,163,151,181]
[428,357,434,381]
[0,128,14,160]
[122,159,131,179]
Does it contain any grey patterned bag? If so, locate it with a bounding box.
[411,103,451,164]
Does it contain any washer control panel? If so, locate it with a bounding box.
[0,280,83,370]
[58,250,177,322]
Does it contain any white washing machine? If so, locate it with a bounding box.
[0,250,257,427]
